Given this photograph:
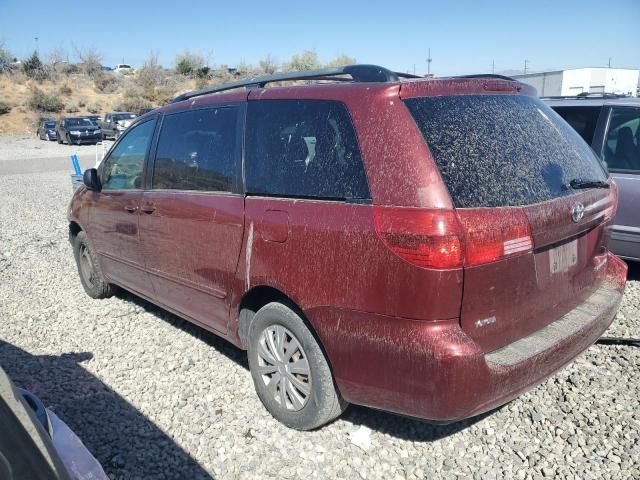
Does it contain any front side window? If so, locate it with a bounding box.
[245,100,369,200]
[602,107,640,172]
[152,107,239,192]
[101,120,155,190]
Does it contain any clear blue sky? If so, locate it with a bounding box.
[1,0,639,75]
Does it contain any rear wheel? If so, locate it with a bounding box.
[73,231,113,299]
[247,302,346,430]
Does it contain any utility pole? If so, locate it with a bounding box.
[34,37,39,54]
[524,59,529,74]
[608,57,612,68]
[413,64,416,75]
[492,59,495,74]
[426,48,432,75]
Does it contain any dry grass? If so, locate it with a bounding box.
[0,72,197,135]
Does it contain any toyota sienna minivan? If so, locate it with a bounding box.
[68,65,627,430]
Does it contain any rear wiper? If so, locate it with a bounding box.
[568,178,610,190]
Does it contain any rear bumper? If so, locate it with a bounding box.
[311,252,627,422]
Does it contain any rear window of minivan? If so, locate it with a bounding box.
[405,95,608,208]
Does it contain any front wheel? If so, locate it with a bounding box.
[73,231,113,299]
[247,302,347,430]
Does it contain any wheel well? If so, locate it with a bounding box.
[237,286,290,348]
[68,221,81,243]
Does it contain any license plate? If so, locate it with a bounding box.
[549,240,578,274]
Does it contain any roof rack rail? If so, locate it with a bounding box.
[171,64,419,103]
[454,73,517,82]
[541,92,629,100]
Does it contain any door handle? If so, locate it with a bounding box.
[124,205,138,213]
[140,205,156,214]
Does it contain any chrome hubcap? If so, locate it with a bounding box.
[257,325,311,411]
[79,245,96,287]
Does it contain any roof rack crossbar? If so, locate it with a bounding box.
[171,64,406,103]
[541,92,630,100]
[455,73,517,81]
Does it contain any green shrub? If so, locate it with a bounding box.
[22,51,42,77]
[284,50,321,71]
[175,51,204,76]
[65,103,79,113]
[58,84,73,96]
[28,87,64,112]
[0,100,10,115]
[78,98,86,107]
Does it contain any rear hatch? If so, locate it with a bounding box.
[403,88,616,352]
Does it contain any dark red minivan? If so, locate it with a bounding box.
[68,65,627,430]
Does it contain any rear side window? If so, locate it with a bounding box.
[551,106,602,145]
[405,95,608,208]
[153,107,239,192]
[245,100,369,200]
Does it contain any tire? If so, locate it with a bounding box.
[73,231,113,299]
[67,134,74,146]
[247,302,347,430]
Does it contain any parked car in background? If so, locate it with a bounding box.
[83,115,102,127]
[56,116,102,145]
[0,367,107,480]
[37,120,57,141]
[69,65,626,430]
[114,64,133,74]
[546,94,640,262]
[99,112,136,140]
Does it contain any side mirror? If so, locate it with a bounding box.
[83,168,101,191]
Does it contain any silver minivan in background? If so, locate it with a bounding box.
[546,94,640,262]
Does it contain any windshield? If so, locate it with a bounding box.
[405,95,608,208]
[113,113,136,122]
[66,118,94,127]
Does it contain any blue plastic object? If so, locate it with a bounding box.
[71,154,81,175]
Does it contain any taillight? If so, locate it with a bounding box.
[603,180,618,222]
[457,208,533,266]
[373,206,464,269]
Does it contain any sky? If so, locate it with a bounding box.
[1,0,639,76]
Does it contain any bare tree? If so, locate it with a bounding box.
[138,51,164,87]
[259,54,279,74]
[72,44,103,77]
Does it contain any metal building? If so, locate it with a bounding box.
[512,68,639,97]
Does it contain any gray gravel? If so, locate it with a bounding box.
[0,138,639,479]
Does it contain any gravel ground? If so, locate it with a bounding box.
[0,141,639,479]
[0,135,113,162]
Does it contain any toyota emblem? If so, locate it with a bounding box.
[571,202,585,223]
